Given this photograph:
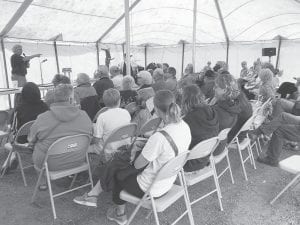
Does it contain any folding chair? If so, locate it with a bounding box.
[138,117,162,137]
[183,137,223,211]
[92,107,108,123]
[270,155,300,205]
[1,120,34,186]
[0,111,10,146]
[213,128,234,185]
[120,151,195,225]
[31,134,93,219]
[230,115,257,181]
[101,123,138,162]
[124,102,138,115]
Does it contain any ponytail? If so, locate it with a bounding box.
[168,102,181,123]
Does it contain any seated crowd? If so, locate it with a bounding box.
[3,58,300,224]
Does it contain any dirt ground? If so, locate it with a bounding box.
[0,144,299,225]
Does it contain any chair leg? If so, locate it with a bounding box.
[212,165,223,211]
[150,197,160,225]
[31,169,45,203]
[270,174,300,205]
[16,152,27,186]
[248,146,256,169]
[126,194,149,225]
[257,138,262,153]
[69,173,78,189]
[226,154,234,184]
[45,167,57,219]
[87,155,94,188]
[179,172,195,225]
[238,147,248,181]
[1,149,13,177]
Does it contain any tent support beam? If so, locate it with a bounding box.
[96,42,100,67]
[276,36,282,69]
[0,0,33,37]
[96,0,142,43]
[1,38,12,109]
[192,0,197,71]
[181,41,185,77]
[53,41,60,74]
[124,0,131,76]
[144,45,147,69]
[214,0,230,65]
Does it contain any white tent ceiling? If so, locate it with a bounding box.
[1,0,300,45]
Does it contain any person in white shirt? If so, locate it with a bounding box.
[110,66,123,90]
[74,90,191,225]
[89,88,131,160]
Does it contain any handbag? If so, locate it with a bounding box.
[115,130,179,181]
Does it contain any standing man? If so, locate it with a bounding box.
[10,44,41,87]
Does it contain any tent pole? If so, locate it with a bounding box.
[214,0,230,66]
[124,0,131,76]
[276,36,282,69]
[181,41,185,78]
[96,0,142,43]
[144,45,147,69]
[192,0,197,72]
[53,41,60,74]
[0,0,33,37]
[0,38,12,109]
[96,42,100,68]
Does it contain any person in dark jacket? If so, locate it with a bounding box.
[93,65,114,105]
[182,84,219,172]
[212,72,242,154]
[15,82,49,143]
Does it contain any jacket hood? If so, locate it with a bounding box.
[50,102,80,122]
[217,99,241,115]
[188,105,219,129]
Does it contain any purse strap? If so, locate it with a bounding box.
[159,130,178,156]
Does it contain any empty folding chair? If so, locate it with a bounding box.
[120,151,195,225]
[213,128,234,185]
[183,137,223,211]
[230,115,257,181]
[270,155,300,205]
[1,120,34,186]
[31,134,93,219]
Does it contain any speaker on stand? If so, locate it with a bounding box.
[262,48,276,63]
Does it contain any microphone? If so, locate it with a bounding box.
[41,59,48,63]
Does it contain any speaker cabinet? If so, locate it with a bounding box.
[262,48,276,57]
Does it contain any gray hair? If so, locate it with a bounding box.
[122,75,135,90]
[103,88,120,107]
[94,65,109,79]
[53,84,73,103]
[153,68,164,82]
[12,44,22,54]
[76,73,90,85]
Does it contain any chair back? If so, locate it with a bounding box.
[125,102,138,115]
[187,137,219,160]
[45,134,90,171]
[0,111,9,130]
[218,128,231,141]
[239,115,255,132]
[102,123,138,150]
[154,151,189,181]
[14,120,35,143]
[93,107,108,123]
[139,117,162,136]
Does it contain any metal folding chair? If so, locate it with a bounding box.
[124,102,138,116]
[230,115,257,181]
[92,107,108,123]
[270,155,300,205]
[120,151,195,225]
[138,117,162,137]
[213,128,234,186]
[183,137,223,211]
[31,134,93,219]
[1,120,34,186]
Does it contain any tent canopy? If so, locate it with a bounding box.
[1,0,300,45]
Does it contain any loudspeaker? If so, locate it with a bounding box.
[262,48,276,57]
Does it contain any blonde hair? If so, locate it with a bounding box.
[122,75,135,90]
[259,68,273,85]
[154,90,181,123]
[76,73,91,85]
